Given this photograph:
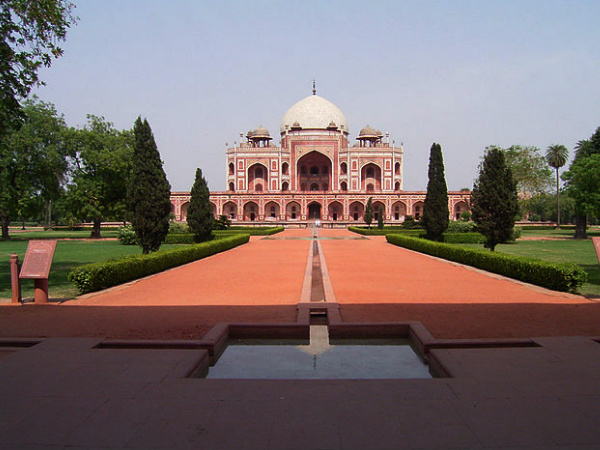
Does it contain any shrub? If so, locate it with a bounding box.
[68,234,249,294]
[117,225,138,245]
[446,221,477,233]
[386,234,587,292]
[401,216,422,229]
[169,222,189,234]
[213,215,232,230]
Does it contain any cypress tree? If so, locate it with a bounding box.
[364,197,373,229]
[377,205,384,229]
[127,117,172,254]
[187,167,214,242]
[422,143,449,241]
[471,147,519,251]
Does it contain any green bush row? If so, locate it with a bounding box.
[386,234,587,293]
[519,225,576,230]
[162,227,284,244]
[348,227,423,237]
[68,234,250,294]
[442,232,485,244]
[348,227,484,243]
[221,226,285,235]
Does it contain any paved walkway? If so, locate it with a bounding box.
[2,228,600,449]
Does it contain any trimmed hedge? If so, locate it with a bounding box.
[68,234,249,294]
[386,234,587,293]
[349,227,423,237]
[164,227,284,244]
[442,232,485,244]
[220,226,284,236]
[349,226,484,243]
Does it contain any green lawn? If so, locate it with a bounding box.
[520,228,600,239]
[7,228,119,240]
[458,238,600,296]
[0,239,181,301]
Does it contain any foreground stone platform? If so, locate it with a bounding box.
[2,228,600,448]
[1,333,600,449]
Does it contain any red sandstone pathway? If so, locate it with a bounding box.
[1,228,600,339]
[0,231,312,339]
[319,229,600,338]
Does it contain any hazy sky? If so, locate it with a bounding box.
[34,0,600,192]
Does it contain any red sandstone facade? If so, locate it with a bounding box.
[170,91,470,225]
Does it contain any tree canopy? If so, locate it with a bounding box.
[563,126,600,238]
[504,145,553,195]
[471,146,519,251]
[63,115,133,238]
[0,96,69,238]
[0,0,76,136]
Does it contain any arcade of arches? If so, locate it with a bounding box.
[171,196,469,223]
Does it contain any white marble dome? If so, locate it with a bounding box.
[280,95,348,134]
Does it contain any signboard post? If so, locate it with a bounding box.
[19,240,57,304]
[10,254,21,303]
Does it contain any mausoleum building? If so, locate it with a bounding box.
[170,89,470,225]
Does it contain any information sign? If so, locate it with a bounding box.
[19,240,57,280]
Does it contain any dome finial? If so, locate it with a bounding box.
[312,79,316,95]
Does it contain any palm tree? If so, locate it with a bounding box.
[545,144,569,228]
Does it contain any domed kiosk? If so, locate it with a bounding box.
[170,88,471,225]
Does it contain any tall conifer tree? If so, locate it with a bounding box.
[364,197,374,229]
[422,143,449,241]
[128,117,171,254]
[377,205,384,229]
[471,147,519,251]
[187,168,213,242]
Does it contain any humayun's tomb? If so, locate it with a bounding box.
[170,88,470,226]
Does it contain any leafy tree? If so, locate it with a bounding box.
[364,197,373,229]
[187,168,213,242]
[0,96,69,239]
[545,144,569,228]
[377,206,384,229]
[563,127,600,238]
[523,192,575,223]
[471,146,519,251]
[422,142,449,241]
[127,117,172,254]
[504,145,553,195]
[0,0,75,237]
[64,115,132,238]
[0,0,76,136]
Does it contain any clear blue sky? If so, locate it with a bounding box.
[34,0,600,192]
